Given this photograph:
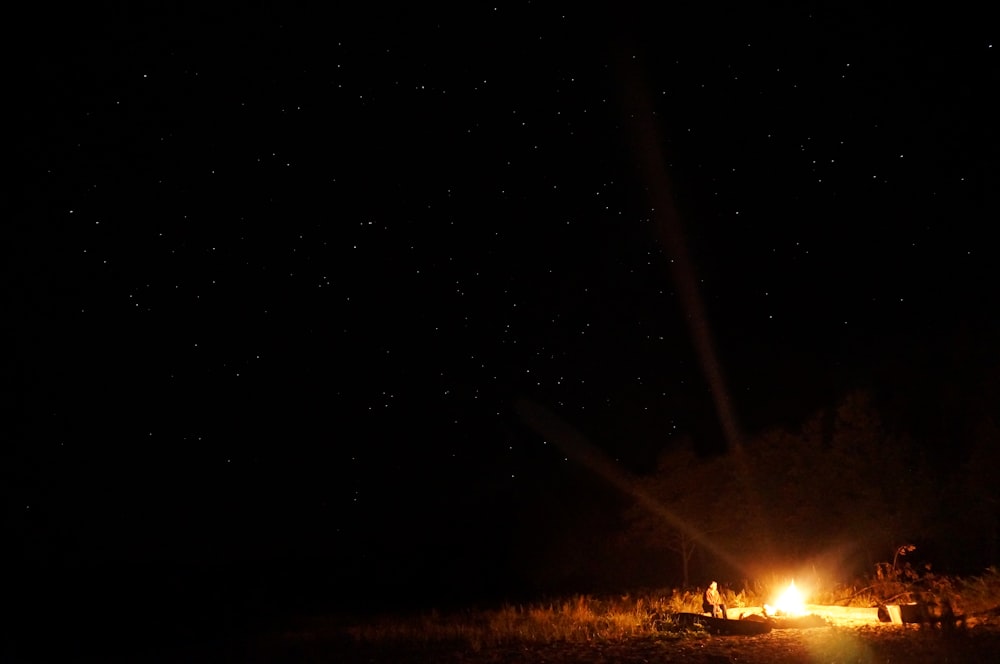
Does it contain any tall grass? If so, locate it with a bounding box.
[299,569,1000,652]
[336,588,742,651]
[954,567,1000,616]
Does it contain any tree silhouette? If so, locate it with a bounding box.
[627,388,948,584]
[627,440,732,586]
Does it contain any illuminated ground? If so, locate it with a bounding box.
[729,604,884,628]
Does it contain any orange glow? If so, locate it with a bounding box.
[768,580,807,616]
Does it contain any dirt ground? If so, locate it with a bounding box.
[11,622,997,664]
[248,608,1000,664]
[18,606,992,662]
[251,626,1000,664]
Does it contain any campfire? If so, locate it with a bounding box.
[764,580,807,617]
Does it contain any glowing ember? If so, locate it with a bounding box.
[767,581,807,617]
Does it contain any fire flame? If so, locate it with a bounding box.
[767,580,807,616]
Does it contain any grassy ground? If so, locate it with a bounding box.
[244,567,1000,663]
[7,566,999,662]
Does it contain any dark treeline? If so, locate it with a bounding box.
[628,386,999,587]
[509,327,1000,596]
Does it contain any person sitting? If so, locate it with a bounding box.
[703,581,728,619]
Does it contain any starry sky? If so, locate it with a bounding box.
[7,4,998,605]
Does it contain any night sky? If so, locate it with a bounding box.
[7,4,998,612]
